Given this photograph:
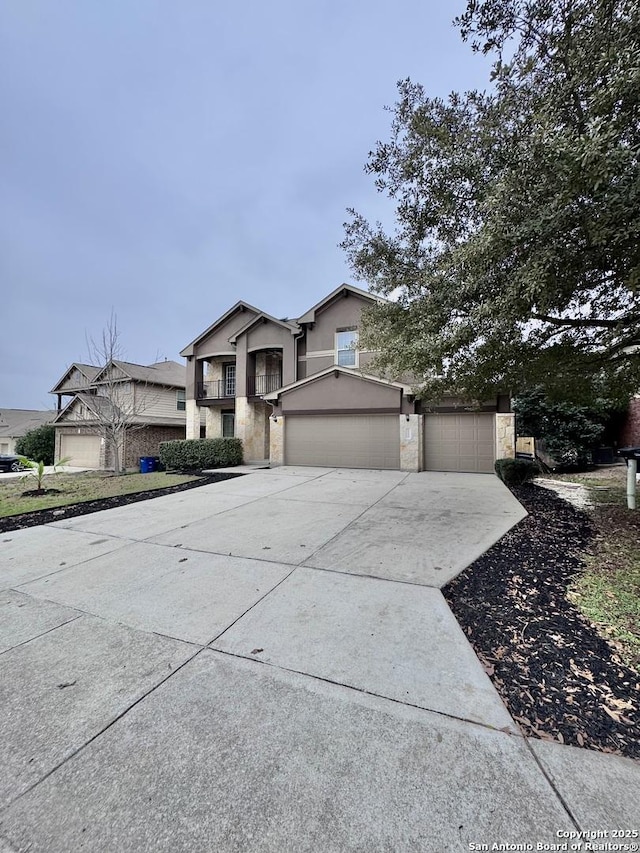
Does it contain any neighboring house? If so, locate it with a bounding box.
[50,360,191,469]
[181,283,515,473]
[0,409,54,455]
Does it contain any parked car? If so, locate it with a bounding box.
[0,455,28,473]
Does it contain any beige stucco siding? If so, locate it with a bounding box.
[279,372,402,414]
[193,311,258,358]
[304,294,369,353]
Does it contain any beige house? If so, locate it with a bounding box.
[50,360,191,469]
[181,284,516,473]
[0,409,54,455]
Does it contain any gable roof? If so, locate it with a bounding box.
[180,301,265,357]
[91,360,185,388]
[228,312,299,344]
[296,284,382,325]
[49,363,101,394]
[0,409,54,438]
[52,393,111,424]
[263,366,412,401]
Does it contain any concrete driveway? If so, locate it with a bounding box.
[0,467,637,851]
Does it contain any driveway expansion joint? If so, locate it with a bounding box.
[202,645,523,739]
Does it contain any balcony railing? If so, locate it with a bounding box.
[196,374,282,400]
[197,380,235,399]
[248,374,282,396]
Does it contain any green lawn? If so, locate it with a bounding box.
[0,471,199,518]
[543,465,640,670]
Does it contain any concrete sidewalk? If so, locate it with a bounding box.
[0,467,637,851]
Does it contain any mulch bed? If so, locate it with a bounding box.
[0,472,245,534]
[443,484,640,760]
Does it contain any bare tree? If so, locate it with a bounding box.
[82,313,160,474]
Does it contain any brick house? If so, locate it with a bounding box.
[181,284,516,472]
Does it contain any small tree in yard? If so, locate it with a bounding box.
[82,313,159,474]
[15,424,55,465]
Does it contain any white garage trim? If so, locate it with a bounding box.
[59,434,102,469]
[424,413,496,473]
[285,414,400,470]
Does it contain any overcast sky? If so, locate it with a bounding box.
[1,1,491,410]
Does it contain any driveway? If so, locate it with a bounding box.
[0,467,637,851]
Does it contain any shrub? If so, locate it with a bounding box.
[495,458,539,485]
[159,438,243,471]
[15,424,55,465]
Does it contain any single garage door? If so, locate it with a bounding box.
[285,414,400,469]
[59,434,101,468]
[424,413,495,473]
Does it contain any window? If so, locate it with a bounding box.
[176,389,186,411]
[336,329,358,367]
[222,412,235,437]
[224,364,236,397]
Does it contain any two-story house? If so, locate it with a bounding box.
[181,284,515,473]
[50,359,191,469]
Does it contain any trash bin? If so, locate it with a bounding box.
[139,456,155,474]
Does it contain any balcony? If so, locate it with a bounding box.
[196,374,282,400]
[247,373,282,396]
[197,380,235,400]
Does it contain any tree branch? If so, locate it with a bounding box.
[531,313,627,329]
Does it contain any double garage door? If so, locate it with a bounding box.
[285,415,400,470]
[59,434,101,469]
[424,413,495,473]
[283,412,496,473]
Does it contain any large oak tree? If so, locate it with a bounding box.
[342,0,640,403]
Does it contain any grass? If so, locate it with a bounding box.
[568,536,640,671]
[543,464,640,670]
[0,470,199,518]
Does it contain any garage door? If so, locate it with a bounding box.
[424,414,495,473]
[285,415,400,469]
[59,434,101,468]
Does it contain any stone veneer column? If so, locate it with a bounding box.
[205,408,222,438]
[235,397,269,461]
[269,415,284,466]
[185,399,201,440]
[495,413,516,459]
[400,414,422,472]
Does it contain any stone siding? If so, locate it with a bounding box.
[185,399,200,440]
[495,413,516,460]
[269,415,284,466]
[236,397,270,461]
[399,414,422,472]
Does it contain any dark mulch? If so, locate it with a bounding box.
[0,472,245,534]
[443,484,640,760]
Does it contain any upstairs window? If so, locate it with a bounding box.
[336,329,358,367]
[176,389,186,411]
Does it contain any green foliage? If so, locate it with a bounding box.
[15,425,55,465]
[495,458,539,485]
[514,390,613,468]
[159,438,243,471]
[342,0,640,405]
[19,456,71,492]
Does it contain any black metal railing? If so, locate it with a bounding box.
[247,374,282,396]
[197,380,235,399]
